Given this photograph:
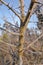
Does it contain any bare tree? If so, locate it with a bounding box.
[0,0,43,65]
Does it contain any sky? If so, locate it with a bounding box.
[0,0,38,29]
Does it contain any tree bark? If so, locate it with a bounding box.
[18,24,25,65]
[18,0,25,64]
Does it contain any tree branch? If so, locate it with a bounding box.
[0,0,22,20]
[19,0,25,22]
[3,18,20,28]
[23,1,35,26]
[0,27,20,36]
[23,0,43,27]
[0,47,9,54]
[22,4,37,32]
[19,0,24,15]
[24,33,43,51]
[0,40,17,48]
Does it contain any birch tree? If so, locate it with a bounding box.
[0,0,43,65]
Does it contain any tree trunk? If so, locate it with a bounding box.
[18,24,25,65]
